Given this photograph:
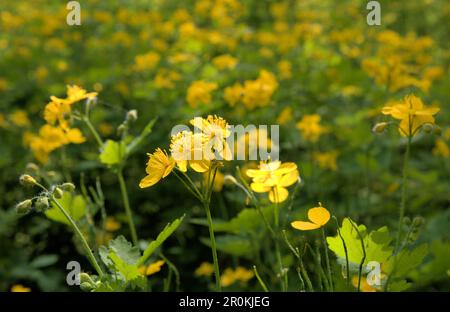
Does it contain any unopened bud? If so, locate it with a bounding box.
[19,174,37,187]
[25,163,39,173]
[35,197,49,212]
[126,110,138,122]
[117,124,126,135]
[412,216,425,227]
[61,182,76,192]
[16,200,33,214]
[372,122,389,134]
[80,282,94,292]
[54,187,64,199]
[422,123,434,133]
[79,272,94,284]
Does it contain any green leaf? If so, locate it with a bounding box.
[45,192,86,225]
[137,215,185,266]
[385,244,428,279]
[410,241,449,286]
[327,218,393,269]
[99,235,140,268]
[108,252,141,282]
[99,140,125,166]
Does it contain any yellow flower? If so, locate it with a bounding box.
[104,217,121,232]
[313,151,338,171]
[296,114,328,143]
[44,100,71,129]
[351,276,377,292]
[220,267,254,287]
[186,81,218,108]
[291,206,330,231]
[246,160,299,203]
[381,94,440,137]
[139,260,165,276]
[170,131,210,172]
[139,148,175,188]
[10,110,31,127]
[276,106,293,125]
[432,139,449,158]
[133,52,161,72]
[10,284,31,292]
[195,262,215,277]
[153,69,181,89]
[212,54,238,70]
[242,70,278,109]
[190,115,232,161]
[224,83,244,107]
[51,85,97,106]
[277,60,292,80]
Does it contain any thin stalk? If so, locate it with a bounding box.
[35,183,103,277]
[117,170,138,246]
[395,135,412,253]
[349,219,366,292]
[203,200,221,291]
[321,228,333,291]
[333,217,349,287]
[253,265,269,292]
[82,116,103,148]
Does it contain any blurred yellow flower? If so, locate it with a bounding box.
[242,70,278,109]
[104,217,121,232]
[277,60,292,80]
[212,54,238,70]
[382,94,439,137]
[220,266,254,287]
[296,114,328,143]
[247,160,299,203]
[10,284,31,292]
[432,139,449,158]
[224,83,244,107]
[186,81,218,108]
[276,107,293,125]
[10,110,31,127]
[291,206,330,231]
[139,260,165,276]
[139,148,175,188]
[133,52,161,72]
[313,151,338,171]
[195,262,215,277]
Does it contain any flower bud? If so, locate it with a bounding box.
[117,124,126,135]
[25,163,39,173]
[16,200,33,214]
[126,110,138,122]
[412,216,425,227]
[54,187,64,199]
[80,282,94,292]
[79,272,94,284]
[372,122,389,134]
[422,123,434,133]
[19,174,37,187]
[35,197,49,212]
[61,182,76,192]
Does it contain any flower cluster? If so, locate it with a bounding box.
[25,85,97,163]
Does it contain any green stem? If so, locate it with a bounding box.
[117,170,138,246]
[395,135,412,253]
[204,200,221,291]
[253,265,269,292]
[82,116,103,148]
[321,228,333,291]
[51,195,104,277]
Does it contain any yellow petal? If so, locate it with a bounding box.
[139,172,162,188]
[250,182,271,193]
[308,207,330,226]
[291,221,321,231]
[190,160,210,172]
[269,187,288,203]
[278,170,299,187]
